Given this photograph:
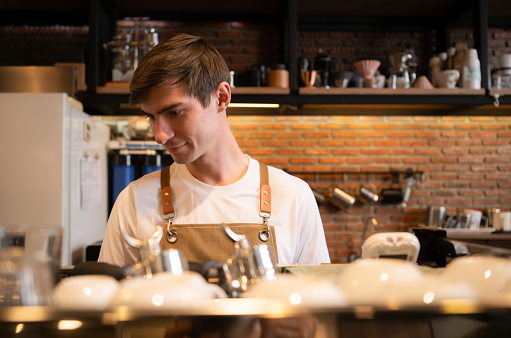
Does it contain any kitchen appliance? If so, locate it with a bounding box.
[112,152,135,205]
[409,227,456,267]
[108,140,171,207]
[0,93,110,267]
[361,232,420,262]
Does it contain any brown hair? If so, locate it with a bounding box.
[129,33,230,107]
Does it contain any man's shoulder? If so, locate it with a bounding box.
[130,167,165,191]
[266,165,309,191]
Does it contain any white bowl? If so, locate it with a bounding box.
[384,274,477,307]
[109,271,227,310]
[442,256,511,302]
[243,275,347,309]
[52,275,119,311]
[337,258,423,306]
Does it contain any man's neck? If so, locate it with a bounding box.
[186,138,248,186]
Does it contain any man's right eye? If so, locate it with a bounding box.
[168,110,182,117]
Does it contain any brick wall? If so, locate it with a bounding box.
[229,115,511,263]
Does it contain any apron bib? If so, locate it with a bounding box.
[158,163,279,264]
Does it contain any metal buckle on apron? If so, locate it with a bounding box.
[259,212,271,242]
[165,212,178,244]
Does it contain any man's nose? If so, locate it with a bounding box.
[152,120,174,145]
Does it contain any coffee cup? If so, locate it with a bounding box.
[0,247,55,306]
[494,211,511,232]
[463,209,488,229]
[486,208,501,227]
[457,212,472,228]
[374,74,386,88]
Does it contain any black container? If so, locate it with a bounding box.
[409,227,456,267]
[314,50,334,87]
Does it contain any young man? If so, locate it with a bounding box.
[98,33,330,267]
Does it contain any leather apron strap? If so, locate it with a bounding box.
[160,163,272,221]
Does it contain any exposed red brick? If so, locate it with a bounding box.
[319,158,345,164]
[276,133,302,139]
[238,141,259,147]
[262,141,287,147]
[232,124,260,130]
[248,132,273,139]
[290,123,316,130]
[290,141,316,147]
[402,140,428,146]
[471,132,497,139]
[262,124,287,130]
[333,149,360,155]
[318,140,345,146]
[304,132,330,138]
[305,149,330,156]
[318,123,345,130]
[276,149,303,155]
[291,158,316,164]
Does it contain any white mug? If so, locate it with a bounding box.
[463,209,487,229]
[494,211,511,231]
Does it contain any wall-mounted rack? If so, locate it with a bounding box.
[284,169,424,180]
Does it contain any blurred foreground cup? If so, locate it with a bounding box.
[0,224,63,306]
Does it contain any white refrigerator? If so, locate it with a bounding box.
[0,93,110,267]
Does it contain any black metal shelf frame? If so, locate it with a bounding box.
[83,0,511,115]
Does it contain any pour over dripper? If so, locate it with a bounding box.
[353,60,381,88]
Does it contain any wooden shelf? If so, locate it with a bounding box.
[96,83,130,94]
[232,87,290,95]
[299,87,486,96]
[96,85,291,95]
[489,88,511,96]
[97,85,487,97]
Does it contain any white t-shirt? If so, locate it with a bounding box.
[98,155,330,266]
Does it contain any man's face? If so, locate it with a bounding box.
[140,82,219,165]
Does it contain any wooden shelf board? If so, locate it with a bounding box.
[97,86,291,95]
[299,87,487,96]
[231,87,290,95]
[96,85,130,94]
[490,88,511,96]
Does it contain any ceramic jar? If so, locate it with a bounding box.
[267,64,289,88]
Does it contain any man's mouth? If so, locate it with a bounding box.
[165,143,185,153]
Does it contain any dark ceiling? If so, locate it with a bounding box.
[0,0,510,19]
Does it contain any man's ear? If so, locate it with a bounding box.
[216,81,231,112]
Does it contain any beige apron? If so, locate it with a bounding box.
[159,163,279,264]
